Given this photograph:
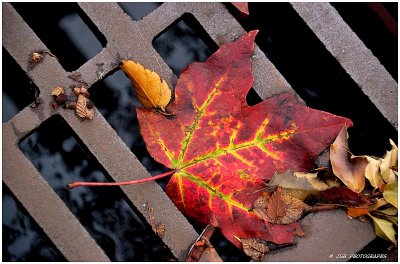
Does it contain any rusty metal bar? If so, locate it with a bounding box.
[291,2,398,129]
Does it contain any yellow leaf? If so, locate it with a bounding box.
[365,156,383,188]
[369,215,397,244]
[121,60,171,112]
[383,178,398,208]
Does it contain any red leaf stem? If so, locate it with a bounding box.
[67,170,175,189]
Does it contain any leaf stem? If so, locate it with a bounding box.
[67,170,176,189]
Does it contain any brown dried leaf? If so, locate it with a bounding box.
[76,94,94,120]
[235,236,270,261]
[253,188,310,225]
[330,127,367,193]
[252,192,270,222]
[51,86,65,96]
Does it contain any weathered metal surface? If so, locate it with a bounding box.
[291,2,398,129]
[2,1,391,262]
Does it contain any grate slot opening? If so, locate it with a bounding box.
[17,115,176,261]
[2,47,40,123]
[153,13,219,76]
[12,2,107,72]
[118,2,162,21]
[3,184,66,261]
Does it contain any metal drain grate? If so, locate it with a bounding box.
[3,2,397,261]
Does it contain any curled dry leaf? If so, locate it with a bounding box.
[269,170,329,200]
[235,236,270,261]
[120,60,171,113]
[76,94,94,120]
[365,157,384,189]
[380,139,398,184]
[330,127,368,193]
[253,187,310,225]
[370,215,397,244]
[365,139,397,188]
[51,86,65,96]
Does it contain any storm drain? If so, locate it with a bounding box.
[2,2,397,262]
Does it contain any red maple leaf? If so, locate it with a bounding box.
[136,30,352,248]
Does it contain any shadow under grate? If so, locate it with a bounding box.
[2,184,66,261]
[17,115,176,261]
